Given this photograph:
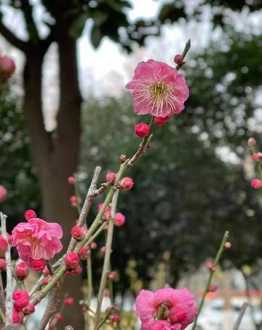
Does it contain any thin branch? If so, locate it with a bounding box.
[94,190,119,329]
[233,302,249,330]
[39,284,63,330]
[192,231,229,330]
[0,212,13,326]
[21,0,40,42]
[67,166,102,252]
[0,22,27,51]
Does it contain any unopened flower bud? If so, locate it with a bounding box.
[251,178,262,189]
[251,152,262,161]
[119,177,134,191]
[224,242,232,249]
[174,54,184,66]
[135,123,151,138]
[248,137,256,147]
[0,235,8,254]
[106,171,116,184]
[154,116,170,127]
[24,209,37,221]
[0,258,6,271]
[69,195,78,207]
[23,303,35,315]
[114,212,126,227]
[64,297,74,305]
[108,271,118,281]
[79,246,90,260]
[71,225,86,240]
[0,185,7,203]
[67,175,76,185]
[0,55,16,80]
[208,284,218,293]
[15,261,29,280]
[65,252,80,270]
[30,259,46,272]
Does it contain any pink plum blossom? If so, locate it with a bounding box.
[126,60,189,118]
[135,288,196,330]
[11,217,63,262]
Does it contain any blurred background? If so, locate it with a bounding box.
[1,0,262,329]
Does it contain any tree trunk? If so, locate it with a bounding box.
[23,39,84,328]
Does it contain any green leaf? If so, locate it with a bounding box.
[70,13,88,38]
[90,25,103,48]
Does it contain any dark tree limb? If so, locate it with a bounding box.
[21,0,40,42]
[0,22,27,52]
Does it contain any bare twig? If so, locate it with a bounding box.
[233,302,249,330]
[94,190,119,329]
[39,284,63,330]
[0,212,13,326]
[67,166,102,252]
[192,231,229,330]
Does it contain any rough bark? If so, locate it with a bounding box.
[22,38,84,328]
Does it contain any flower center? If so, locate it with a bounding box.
[155,302,170,321]
[150,82,169,102]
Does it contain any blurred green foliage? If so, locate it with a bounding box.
[0,87,39,225]
[81,32,262,289]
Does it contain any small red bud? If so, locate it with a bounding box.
[174,54,184,66]
[135,123,151,138]
[24,209,37,221]
[119,177,134,191]
[248,137,256,147]
[0,185,7,203]
[251,178,262,189]
[106,171,116,184]
[114,212,126,227]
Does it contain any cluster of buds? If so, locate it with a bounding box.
[12,290,35,324]
[248,137,262,189]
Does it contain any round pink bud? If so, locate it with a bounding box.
[224,242,232,249]
[54,313,64,322]
[67,176,76,185]
[23,303,35,315]
[30,259,46,272]
[248,137,256,147]
[119,177,134,191]
[109,313,121,324]
[208,284,218,293]
[106,171,116,184]
[251,178,262,189]
[64,297,74,305]
[135,123,151,138]
[90,242,97,249]
[69,195,78,207]
[0,235,8,254]
[0,55,16,80]
[79,246,90,260]
[154,116,170,127]
[24,209,37,221]
[0,258,6,271]
[41,278,49,286]
[251,152,262,161]
[108,271,118,281]
[100,246,106,256]
[66,265,82,275]
[12,290,30,311]
[0,185,7,203]
[174,54,184,66]
[15,261,29,280]
[205,260,216,272]
[71,225,86,241]
[42,266,50,276]
[64,252,80,270]
[12,309,23,324]
[114,212,126,227]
